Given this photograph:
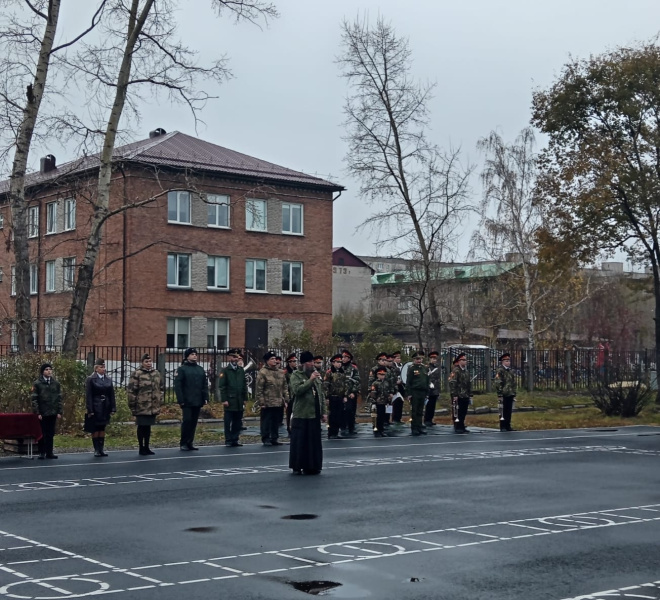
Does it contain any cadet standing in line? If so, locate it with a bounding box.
[390,351,405,425]
[256,351,287,446]
[175,348,209,451]
[405,351,429,436]
[424,351,441,427]
[494,353,517,432]
[31,363,62,460]
[324,354,347,439]
[449,353,472,434]
[128,353,163,456]
[340,350,360,437]
[219,349,248,447]
[369,366,390,437]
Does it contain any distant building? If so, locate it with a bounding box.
[332,248,374,317]
[0,129,344,350]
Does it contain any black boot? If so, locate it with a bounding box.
[98,438,108,457]
[143,429,155,455]
[93,438,102,457]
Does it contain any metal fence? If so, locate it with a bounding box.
[0,345,654,398]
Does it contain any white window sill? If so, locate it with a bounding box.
[245,289,268,294]
[45,231,58,236]
[246,228,268,233]
[282,291,304,295]
[167,285,192,290]
[167,221,192,226]
[281,231,304,236]
[208,224,231,230]
[207,287,230,292]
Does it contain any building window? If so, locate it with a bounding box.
[282,202,303,235]
[167,317,190,349]
[282,261,303,294]
[207,318,229,349]
[10,323,17,351]
[245,259,266,291]
[10,266,15,296]
[28,206,39,238]
[0,214,4,229]
[167,253,191,288]
[168,191,191,224]
[46,202,57,234]
[64,198,76,231]
[207,194,230,228]
[246,198,267,231]
[29,263,37,294]
[207,256,229,290]
[45,319,55,350]
[63,257,76,290]
[45,260,55,292]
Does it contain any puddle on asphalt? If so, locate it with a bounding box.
[259,505,278,509]
[185,526,217,533]
[282,514,318,520]
[288,580,342,595]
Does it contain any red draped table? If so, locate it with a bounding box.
[0,413,42,458]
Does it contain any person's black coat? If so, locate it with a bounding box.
[85,374,116,425]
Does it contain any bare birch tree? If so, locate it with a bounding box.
[60,0,277,354]
[337,16,473,350]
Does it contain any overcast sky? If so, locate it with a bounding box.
[55,1,660,261]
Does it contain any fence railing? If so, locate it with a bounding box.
[0,345,654,398]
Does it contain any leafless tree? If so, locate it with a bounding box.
[337,16,473,350]
[60,0,277,354]
[0,0,107,352]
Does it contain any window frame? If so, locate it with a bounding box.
[167,253,192,288]
[282,261,303,294]
[245,198,267,232]
[29,263,38,295]
[63,198,76,231]
[207,256,230,290]
[282,202,304,235]
[207,194,230,228]
[63,257,76,290]
[44,319,55,350]
[206,318,229,349]
[10,266,15,296]
[167,191,191,225]
[245,258,267,292]
[28,206,39,238]
[46,202,57,234]
[45,260,56,292]
[166,317,190,350]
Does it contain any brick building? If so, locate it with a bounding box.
[332,247,374,317]
[0,130,343,350]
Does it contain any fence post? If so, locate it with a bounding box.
[157,348,166,388]
[214,347,220,400]
[565,349,573,391]
[485,348,492,393]
[86,348,95,375]
[527,348,534,393]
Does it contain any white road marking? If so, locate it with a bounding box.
[560,579,660,599]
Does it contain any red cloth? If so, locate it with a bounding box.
[0,413,43,441]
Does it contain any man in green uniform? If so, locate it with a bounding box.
[340,350,360,437]
[175,348,209,451]
[219,349,248,447]
[424,350,441,427]
[494,353,517,431]
[31,363,62,459]
[405,351,429,436]
[448,353,472,434]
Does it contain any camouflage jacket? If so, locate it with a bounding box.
[405,363,429,396]
[31,376,62,417]
[324,367,347,397]
[368,365,393,396]
[342,363,360,397]
[494,366,516,397]
[369,379,390,405]
[128,367,163,417]
[449,366,472,399]
[255,365,287,408]
[428,363,442,395]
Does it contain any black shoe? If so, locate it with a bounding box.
[270,440,282,446]
[262,441,272,446]
[424,421,435,427]
[347,431,358,437]
[411,431,421,437]
[374,432,384,437]
[38,453,46,460]
[505,426,515,432]
[180,445,191,451]
[419,429,427,435]
[340,430,349,437]
[140,448,155,455]
[454,428,467,434]
[231,442,243,447]
[225,442,233,447]
[144,448,155,455]
[292,469,302,475]
[328,434,340,440]
[45,454,58,459]
[187,444,199,451]
[303,469,321,475]
[463,428,470,433]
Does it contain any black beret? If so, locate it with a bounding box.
[376,352,388,360]
[184,348,197,359]
[286,353,298,362]
[341,350,353,359]
[331,354,343,362]
[453,353,466,364]
[263,351,277,361]
[94,358,105,366]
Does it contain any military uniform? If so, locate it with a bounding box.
[494,355,517,431]
[219,355,248,447]
[369,372,390,436]
[405,355,429,436]
[324,357,347,438]
[448,354,472,433]
[128,356,162,455]
[174,349,209,450]
[31,364,62,459]
[390,354,405,424]
[256,356,287,445]
[341,354,360,436]
[424,353,441,426]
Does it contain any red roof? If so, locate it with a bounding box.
[0,131,344,194]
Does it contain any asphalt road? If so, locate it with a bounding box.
[0,424,659,600]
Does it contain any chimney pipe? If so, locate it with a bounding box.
[40,154,56,173]
[149,128,167,138]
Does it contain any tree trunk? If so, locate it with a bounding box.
[9,0,61,353]
[652,260,660,404]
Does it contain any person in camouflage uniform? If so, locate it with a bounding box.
[256,351,288,446]
[494,353,517,432]
[405,351,429,436]
[390,351,406,425]
[31,363,62,459]
[424,350,441,427]
[324,354,347,439]
[341,350,360,437]
[448,353,472,434]
[128,353,163,455]
[368,366,390,437]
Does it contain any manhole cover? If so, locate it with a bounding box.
[282,514,318,520]
[288,580,342,595]
[185,526,217,533]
